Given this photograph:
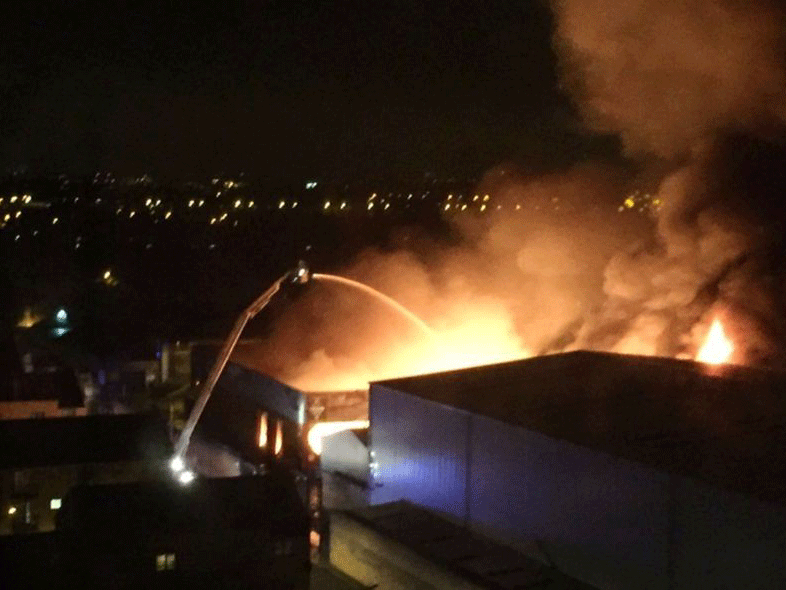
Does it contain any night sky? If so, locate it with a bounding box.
[0,1,591,183]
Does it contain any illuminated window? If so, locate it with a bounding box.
[258,412,268,449]
[274,420,283,456]
[155,553,176,571]
[50,498,61,510]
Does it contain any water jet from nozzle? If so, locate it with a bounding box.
[311,273,434,338]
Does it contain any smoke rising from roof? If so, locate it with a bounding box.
[235,0,786,390]
[550,0,786,365]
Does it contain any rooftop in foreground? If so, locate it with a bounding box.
[0,412,171,469]
[335,500,598,589]
[374,351,786,504]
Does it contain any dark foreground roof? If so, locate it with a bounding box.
[0,412,171,469]
[342,501,598,589]
[58,471,309,540]
[0,368,83,407]
[375,351,786,504]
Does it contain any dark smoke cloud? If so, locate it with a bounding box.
[552,0,786,156]
[550,0,786,364]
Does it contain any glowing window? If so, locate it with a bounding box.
[50,498,61,510]
[155,553,176,571]
[258,412,268,449]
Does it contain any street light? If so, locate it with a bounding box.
[170,262,311,476]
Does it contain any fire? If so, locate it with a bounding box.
[696,318,734,365]
[288,301,532,392]
[274,420,283,455]
[257,412,268,448]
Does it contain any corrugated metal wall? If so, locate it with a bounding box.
[369,383,786,590]
[371,385,468,521]
[469,412,670,589]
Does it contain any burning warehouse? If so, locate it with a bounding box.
[332,351,786,590]
[182,360,368,475]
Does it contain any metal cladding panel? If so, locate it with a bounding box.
[370,384,468,521]
[671,478,786,590]
[469,414,670,590]
[219,362,305,424]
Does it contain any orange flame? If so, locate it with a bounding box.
[274,420,283,455]
[696,319,734,365]
[288,304,532,392]
[257,412,268,448]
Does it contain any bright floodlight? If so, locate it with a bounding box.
[55,308,68,323]
[178,470,195,485]
[169,455,185,473]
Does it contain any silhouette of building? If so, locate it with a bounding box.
[362,351,786,589]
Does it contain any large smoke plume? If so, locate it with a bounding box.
[554,0,786,364]
[553,0,786,156]
[237,0,786,390]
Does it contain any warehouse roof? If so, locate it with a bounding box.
[0,368,83,407]
[374,351,786,504]
[0,413,171,469]
[58,469,309,540]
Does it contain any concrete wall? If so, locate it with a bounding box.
[369,384,786,590]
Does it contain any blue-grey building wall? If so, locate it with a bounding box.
[371,385,468,520]
[369,383,786,590]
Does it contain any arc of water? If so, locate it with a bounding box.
[311,273,434,338]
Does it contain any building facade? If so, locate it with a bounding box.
[367,352,786,590]
[0,413,171,534]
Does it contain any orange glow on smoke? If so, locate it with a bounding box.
[307,420,370,455]
[289,304,532,392]
[696,319,734,365]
